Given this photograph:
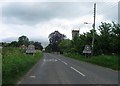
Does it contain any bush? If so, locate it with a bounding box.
[2,47,43,85]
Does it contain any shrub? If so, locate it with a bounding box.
[2,47,43,85]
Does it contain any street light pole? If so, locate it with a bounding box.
[92,3,96,56]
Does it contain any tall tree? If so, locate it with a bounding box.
[58,39,72,53]
[111,22,120,54]
[48,31,66,52]
[45,44,52,53]
[34,42,43,50]
[98,22,112,54]
[18,35,29,46]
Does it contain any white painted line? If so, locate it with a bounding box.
[61,61,68,65]
[55,59,58,62]
[63,62,68,65]
[61,61,65,63]
[43,59,46,62]
[30,75,36,78]
[70,67,85,76]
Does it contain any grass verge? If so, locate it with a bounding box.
[64,53,120,71]
[2,47,43,85]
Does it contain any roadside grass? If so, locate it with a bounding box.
[64,53,119,71]
[2,47,43,85]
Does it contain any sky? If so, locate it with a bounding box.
[0,0,119,47]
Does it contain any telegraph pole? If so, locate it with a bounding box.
[92,3,96,56]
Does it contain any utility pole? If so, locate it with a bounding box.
[92,3,96,56]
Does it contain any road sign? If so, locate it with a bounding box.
[83,45,91,54]
[26,45,35,54]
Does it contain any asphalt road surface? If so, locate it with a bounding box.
[18,53,119,84]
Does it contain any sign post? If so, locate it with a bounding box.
[83,45,91,57]
[26,45,35,55]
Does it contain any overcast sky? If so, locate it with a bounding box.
[0,0,119,47]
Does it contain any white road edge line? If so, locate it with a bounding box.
[70,66,85,77]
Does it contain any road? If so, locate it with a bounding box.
[18,53,119,84]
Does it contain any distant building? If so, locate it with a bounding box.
[72,30,79,39]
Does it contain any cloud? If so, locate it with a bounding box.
[2,2,118,25]
[1,15,104,41]
[1,2,118,47]
[2,2,97,25]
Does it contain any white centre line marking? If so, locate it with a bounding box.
[70,66,85,77]
[55,59,58,62]
[61,61,68,65]
[63,62,68,65]
[30,75,36,78]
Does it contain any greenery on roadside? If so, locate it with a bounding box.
[64,53,120,70]
[2,47,43,85]
[45,22,120,55]
[58,22,120,55]
[2,35,43,51]
[45,22,120,70]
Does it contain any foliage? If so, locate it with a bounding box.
[58,39,72,53]
[34,42,43,50]
[58,22,120,55]
[2,47,43,85]
[2,36,44,50]
[111,22,120,54]
[97,22,120,55]
[2,42,10,47]
[64,53,119,70]
[9,41,18,47]
[48,31,66,52]
[97,22,112,54]
[18,35,29,46]
[45,44,52,53]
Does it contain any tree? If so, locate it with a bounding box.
[2,42,10,47]
[29,41,34,45]
[34,42,43,50]
[18,35,29,46]
[58,39,72,53]
[45,44,52,53]
[71,29,98,55]
[111,22,120,54]
[9,41,18,47]
[48,31,66,52]
[98,22,112,54]
[58,22,120,55]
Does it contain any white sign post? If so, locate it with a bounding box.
[83,45,91,57]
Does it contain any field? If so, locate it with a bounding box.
[64,53,120,71]
[2,47,43,85]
